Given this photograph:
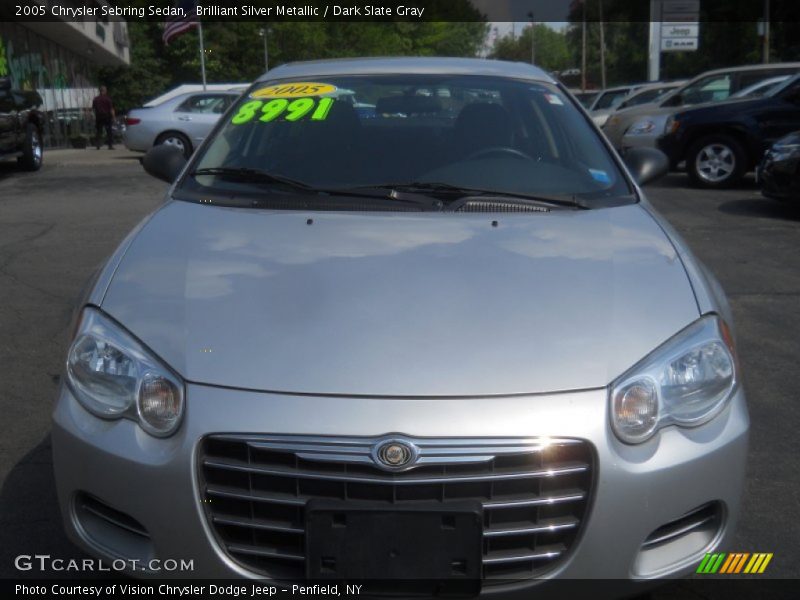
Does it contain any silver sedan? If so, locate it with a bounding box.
[123,90,242,157]
[54,58,747,593]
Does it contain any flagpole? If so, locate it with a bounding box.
[198,15,207,90]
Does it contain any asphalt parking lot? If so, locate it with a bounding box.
[0,150,798,593]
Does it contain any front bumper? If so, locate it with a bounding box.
[620,131,660,154]
[52,381,749,591]
[656,134,684,170]
[758,152,800,200]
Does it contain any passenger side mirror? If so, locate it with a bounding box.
[143,144,187,184]
[623,147,669,186]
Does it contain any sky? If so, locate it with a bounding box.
[471,0,572,22]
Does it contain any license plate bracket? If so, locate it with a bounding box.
[305,500,483,582]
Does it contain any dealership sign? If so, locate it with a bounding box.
[660,0,699,52]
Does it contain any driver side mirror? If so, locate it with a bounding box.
[143,144,187,184]
[623,147,669,186]
[0,77,10,91]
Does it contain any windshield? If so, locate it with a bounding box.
[181,74,630,208]
[621,86,674,108]
[593,89,631,110]
[676,74,733,105]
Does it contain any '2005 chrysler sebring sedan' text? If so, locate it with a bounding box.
[53,58,748,594]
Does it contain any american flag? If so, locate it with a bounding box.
[162,0,199,45]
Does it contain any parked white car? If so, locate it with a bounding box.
[124,90,243,157]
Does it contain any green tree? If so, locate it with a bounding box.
[99,20,488,113]
[97,22,169,112]
[491,25,571,73]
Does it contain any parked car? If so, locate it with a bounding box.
[571,90,598,109]
[603,63,800,152]
[757,130,800,200]
[657,74,800,187]
[123,90,242,158]
[592,81,685,130]
[53,57,747,589]
[588,84,645,126]
[615,81,686,111]
[143,83,248,107]
[0,77,45,171]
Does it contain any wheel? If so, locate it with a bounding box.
[18,123,43,171]
[155,131,192,158]
[686,135,746,188]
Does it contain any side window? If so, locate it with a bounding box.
[681,75,732,105]
[177,94,227,114]
[736,70,782,91]
[593,90,628,110]
[216,95,236,113]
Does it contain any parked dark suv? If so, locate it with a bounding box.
[657,74,800,188]
[0,77,45,171]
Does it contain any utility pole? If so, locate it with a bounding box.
[647,0,661,81]
[527,11,535,65]
[259,28,270,72]
[581,2,587,91]
[198,19,207,90]
[763,0,770,63]
[599,0,606,89]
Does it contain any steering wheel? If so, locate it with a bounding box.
[465,146,533,162]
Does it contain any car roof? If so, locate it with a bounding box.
[258,57,556,83]
[698,62,800,76]
[598,85,638,93]
[158,90,241,105]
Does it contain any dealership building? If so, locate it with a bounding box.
[0,5,130,147]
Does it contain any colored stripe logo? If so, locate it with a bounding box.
[697,552,773,574]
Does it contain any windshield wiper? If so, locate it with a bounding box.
[347,182,591,210]
[189,168,441,210]
[191,167,316,193]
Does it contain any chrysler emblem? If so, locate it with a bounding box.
[374,439,416,470]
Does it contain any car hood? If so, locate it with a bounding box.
[101,200,699,397]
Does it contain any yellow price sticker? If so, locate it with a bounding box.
[251,82,338,99]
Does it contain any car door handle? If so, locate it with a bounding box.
[178,116,192,121]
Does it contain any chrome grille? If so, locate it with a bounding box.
[198,435,594,582]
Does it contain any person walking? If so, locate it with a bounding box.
[91,86,115,150]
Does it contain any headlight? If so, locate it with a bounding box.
[66,307,184,437]
[770,142,800,160]
[610,315,737,444]
[664,115,680,135]
[626,119,656,135]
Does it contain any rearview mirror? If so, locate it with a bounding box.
[623,147,669,186]
[143,144,187,184]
